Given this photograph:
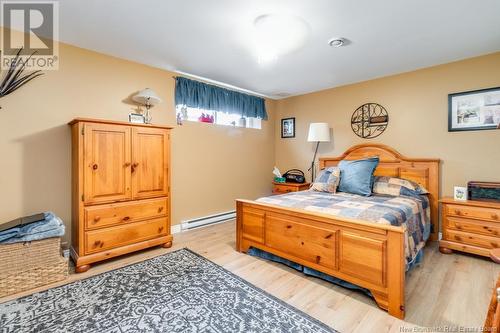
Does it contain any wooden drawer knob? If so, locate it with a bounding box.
[93,216,101,222]
[454,209,461,215]
[94,240,103,248]
[122,216,130,221]
[158,207,164,213]
[92,163,98,170]
[158,226,164,233]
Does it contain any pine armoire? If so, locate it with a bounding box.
[69,118,173,273]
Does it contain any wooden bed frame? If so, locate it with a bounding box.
[236,144,440,319]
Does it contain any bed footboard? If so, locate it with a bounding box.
[236,199,406,319]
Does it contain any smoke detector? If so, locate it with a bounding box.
[328,37,347,47]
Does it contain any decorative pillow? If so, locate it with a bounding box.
[338,157,379,196]
[373,176,429,197]
[310,167,341,193]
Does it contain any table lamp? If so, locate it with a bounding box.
[132,88,162,124]
[307,122,331,182]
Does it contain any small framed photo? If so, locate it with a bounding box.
[129,113,145,124]
[454,186,468,201]
[281,117,295,138]
[448,86,500,132]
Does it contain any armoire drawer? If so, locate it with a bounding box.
[84,198,167,230]
[84,217,168,254]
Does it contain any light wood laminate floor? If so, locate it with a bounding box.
[2,221,499,332]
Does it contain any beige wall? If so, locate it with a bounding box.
[2,26,499,246]
[0,35,276,244]
[274,52,500,197]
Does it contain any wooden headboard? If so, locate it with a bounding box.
[319,143,440,241]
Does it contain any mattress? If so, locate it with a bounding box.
[256,190,431,269]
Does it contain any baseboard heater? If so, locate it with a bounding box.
[181,211,236,231]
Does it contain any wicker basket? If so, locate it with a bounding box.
[0,237,68,297]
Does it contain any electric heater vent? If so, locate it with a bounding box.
[181,211,236,230]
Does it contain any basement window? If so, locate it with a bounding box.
[176,106,262,129]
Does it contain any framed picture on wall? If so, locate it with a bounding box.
[448,87,500,132]
[281,117,295,138]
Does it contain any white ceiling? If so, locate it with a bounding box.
[58,0,500,99]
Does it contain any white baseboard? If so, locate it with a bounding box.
[171,224,182,234]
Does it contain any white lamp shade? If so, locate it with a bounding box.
[132,88,162,106]
[307,123,330,142]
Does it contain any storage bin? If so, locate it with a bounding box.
[0,237,68,297]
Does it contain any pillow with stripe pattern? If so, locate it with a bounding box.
[310,167,341,193]
[372,176,429,197]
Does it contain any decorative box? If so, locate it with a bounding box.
[468,181,500,202]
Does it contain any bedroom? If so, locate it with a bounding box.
[0,0,499,332]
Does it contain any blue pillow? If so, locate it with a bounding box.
[338,157,379,196]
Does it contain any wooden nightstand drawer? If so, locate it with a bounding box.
[440,198,500,260]
[272,182,310,195]
[273,184,294,194]
[445,216,500,237]
[444,229,500,249]
[446,204,500,222]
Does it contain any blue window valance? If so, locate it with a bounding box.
[175,77,268,120]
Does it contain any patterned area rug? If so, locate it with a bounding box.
[0,248,336,332]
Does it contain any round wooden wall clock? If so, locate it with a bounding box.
[351,103,389,139]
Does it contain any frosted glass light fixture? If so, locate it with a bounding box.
[253,14,309,64]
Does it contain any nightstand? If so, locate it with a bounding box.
[272,182,310,195]
[439,197,500,259]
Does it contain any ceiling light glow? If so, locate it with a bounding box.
[253,14,309,64]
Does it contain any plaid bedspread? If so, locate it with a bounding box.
[256,191,430,268]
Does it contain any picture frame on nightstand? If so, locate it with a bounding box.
[129,113,146,124]
[453,186,468,201]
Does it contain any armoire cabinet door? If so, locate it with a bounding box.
[83,123,132,204]
[131,127,169,199]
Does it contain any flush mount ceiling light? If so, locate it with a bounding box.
[253,14,310,64]
[328,37,348,47]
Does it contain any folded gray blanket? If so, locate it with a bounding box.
[0,212,65,244]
